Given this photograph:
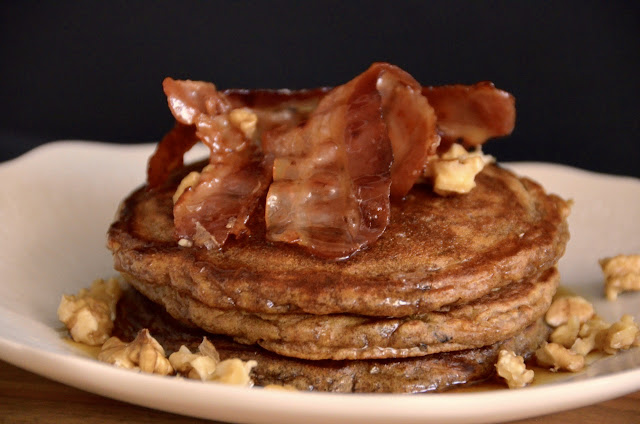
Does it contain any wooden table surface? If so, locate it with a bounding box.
[2,359,639,424]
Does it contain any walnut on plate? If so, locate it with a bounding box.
[545,296,594,328]
[495,349,534,389]
[535,342,585,372]
[169,337,257,386]
[212,358,257,386]
[169,337,220,381]
[98,329,173,375]
[597,314,640,354]
[550,316,581,348]
[599,254,640,300]
[570,315,611,356]
[57,278,122,345]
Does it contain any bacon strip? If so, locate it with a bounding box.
[376,67,440,198]
[147,123,198,188]
[158,78,271,249]
[422,82,515,149]
[173,145,271,249]
[226,82,515,151]
[264,64,396,259]
[164,79,231,124]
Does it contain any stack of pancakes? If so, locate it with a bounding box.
[107,160,570,392]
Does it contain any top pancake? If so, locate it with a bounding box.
[108,162,570,317]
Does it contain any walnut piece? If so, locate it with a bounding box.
[169,337,256,386]
[57,278,122,345]
[229,108,258,139]
[495,349,534,389]
[430,143,494,196]
[98,329,173,375]
[173,170,202,204]
[169,337,221,381]
[212,358,257,386]
[535,342,585,372]
[571,315,611,356]
[597,314,640,354]
[599,254,640,300]
[550,316,581,348]
[545,296,594,327]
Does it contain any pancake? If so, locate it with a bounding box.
[120,267,558,360]
[113,288,551,393]
[108,162,570,318]
[105,70,569,392]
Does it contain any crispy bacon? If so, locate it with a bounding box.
[376,67,440,198]
[422,82,515,150]
[156,78,272,249]
[264,64,396,259]
[226,82,515,152]
[173,145,271,248]
[164,79,231,124]
[147,123,198,188]
[147,66,516,257]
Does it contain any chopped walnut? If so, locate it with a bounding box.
[545,296,594,327]
[173,164,216,206]
[571,315,611,356]
[57,278,122,345]
[169,338,221,381]
[550,316,581,348]
[211,358,257,386]
[98,329,173,375]
[535,342,585,372]
[168,337,255,386]
[597,314,639,354]
[599,254,640,300]
[570,338,592,357]
[430,144,494,196]
[229,108,258,139]
[173,170,201,204]
[495,349,534,389]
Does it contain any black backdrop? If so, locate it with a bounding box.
[1,1,638,177]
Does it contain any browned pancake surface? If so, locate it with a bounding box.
[108,163,570,317]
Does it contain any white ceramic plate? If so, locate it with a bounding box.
[1,141,639,424]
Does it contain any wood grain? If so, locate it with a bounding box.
[1,360,638,424]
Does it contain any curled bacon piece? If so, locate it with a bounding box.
[147,123,198,189]
[157,78,272,249]
[146,79,231,189]
[376,67,440,198]
[265,63,400,259]
[422,82,515,150]
[173,146,271,249]
[225,82,515,152]
[164,79,231,124]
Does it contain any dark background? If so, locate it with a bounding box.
[1,1,638,177]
